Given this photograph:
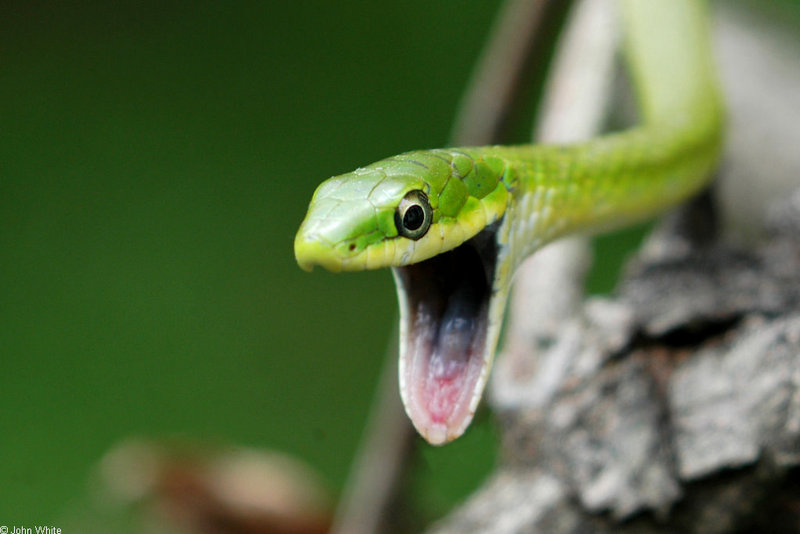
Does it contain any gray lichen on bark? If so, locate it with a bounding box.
[433,201,800,534]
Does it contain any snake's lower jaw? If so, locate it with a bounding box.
[393,229,498,445]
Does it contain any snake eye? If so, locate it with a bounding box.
[395,190,432,240]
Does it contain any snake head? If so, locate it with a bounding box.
[295,150,509,273]
[295,149,511,445]
[294,165,432,273]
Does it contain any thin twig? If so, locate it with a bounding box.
[329,326,415,534]
[330,2,572,533]
[492,0,619,410]
[451,0,573,146]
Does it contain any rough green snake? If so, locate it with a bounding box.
[294,0,723,445]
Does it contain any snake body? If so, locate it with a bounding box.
[295,0,723,445]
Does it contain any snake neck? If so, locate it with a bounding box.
[491,109,723,274]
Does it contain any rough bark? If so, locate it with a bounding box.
[430,198,800,534]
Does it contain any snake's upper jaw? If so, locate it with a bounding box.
[393,226,502,445]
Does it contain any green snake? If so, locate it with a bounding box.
[294,0,723,445]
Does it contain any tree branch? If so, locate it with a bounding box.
[429,3,800,532]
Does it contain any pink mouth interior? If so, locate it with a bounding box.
[394,233,495,444]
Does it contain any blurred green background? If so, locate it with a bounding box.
[2,0,798,528]
[0,1,504,523]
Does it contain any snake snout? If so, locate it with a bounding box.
[294,232,344,273]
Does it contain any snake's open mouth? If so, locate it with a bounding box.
[393,227,498,445]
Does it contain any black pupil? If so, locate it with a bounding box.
[403,205,424,231]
